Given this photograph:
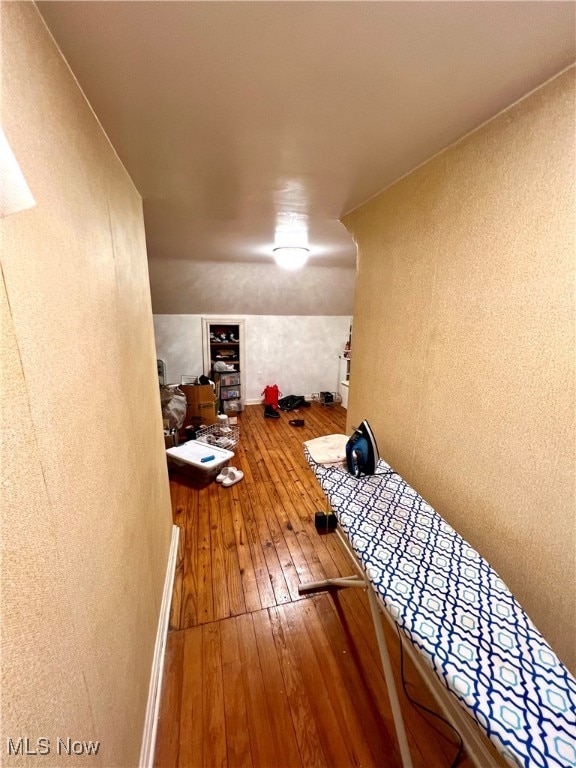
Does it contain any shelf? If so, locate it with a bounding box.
[203,318,245,415]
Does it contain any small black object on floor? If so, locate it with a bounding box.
[289,419,305,427]
[315,511,337,533]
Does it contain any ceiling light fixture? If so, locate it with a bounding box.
[273,246,310,270]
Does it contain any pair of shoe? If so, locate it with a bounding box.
[264,405,280,419]
[216,466,244,486]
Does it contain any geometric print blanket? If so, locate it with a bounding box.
[304,449,576,768]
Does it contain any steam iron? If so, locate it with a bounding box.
[346,420,379,477]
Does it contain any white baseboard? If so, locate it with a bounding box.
[139,524,180,768]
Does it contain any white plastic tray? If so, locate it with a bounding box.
[166,440,234,471]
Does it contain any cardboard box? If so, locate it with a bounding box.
[164,428,179,448]
[164,433,176,449]
[179,384,217,427]
[180,384,214,404]
[185,401,217,427]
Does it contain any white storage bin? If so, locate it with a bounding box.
[166,441,234,481]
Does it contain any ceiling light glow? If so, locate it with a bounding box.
[273,247,310,270]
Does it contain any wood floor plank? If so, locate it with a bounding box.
[179,625,204,768]
[220,618,253,768]
[170,493,186,632]
[226,466,278,610]
[226,488,264,614]
[312,592,401,767]
[218,485,248,617]
[268,606,328,768]
[154,631,184,768]
[239,446,305,600]
[246,411,345,581]
[247,465,317,589]
[333,587,434,768]
[197,491,214,625]
[208,482,231,622]
[202,622,227,768]
[235,613,277,768]
[242,416,330,585]
[318,525,361,577]
[251,609,303,768]
[276,601,352,768]
[299,595,397,768]
[181,484,200,629]
[231,475,292,606]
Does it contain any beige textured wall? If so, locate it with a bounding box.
[343,68,575,672]
[1,3,173,765]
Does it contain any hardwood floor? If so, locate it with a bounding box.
[154,403,476,768]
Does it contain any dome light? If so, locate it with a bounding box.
[273,246,310,270]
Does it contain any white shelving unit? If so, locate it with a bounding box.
[201,318,246,413]
[338,322,352,410]
[338,356,350,409]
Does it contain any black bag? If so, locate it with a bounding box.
[278,394,310,411]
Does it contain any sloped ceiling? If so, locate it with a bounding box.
[37,1,575,314]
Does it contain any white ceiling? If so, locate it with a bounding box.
[38,1,575,273]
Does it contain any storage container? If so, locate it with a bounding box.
[221,388,241,400]
[220,373,241,387]
[166,441,234,481]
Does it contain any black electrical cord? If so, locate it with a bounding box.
[396,625,465,768]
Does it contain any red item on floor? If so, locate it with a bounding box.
[261,384,281,409]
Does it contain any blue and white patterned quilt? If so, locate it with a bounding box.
[304,449,576,768]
